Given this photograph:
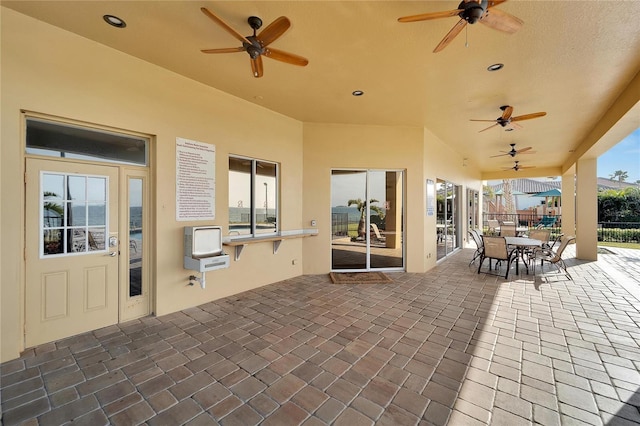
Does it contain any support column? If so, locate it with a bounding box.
[561,167,576,238]
[575,158,598,260]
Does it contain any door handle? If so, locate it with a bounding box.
[107,252,117,257]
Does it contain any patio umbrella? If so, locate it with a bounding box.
[532,188,561,215]
[531,188,561,197]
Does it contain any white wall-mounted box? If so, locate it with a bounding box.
[183,226,229,272]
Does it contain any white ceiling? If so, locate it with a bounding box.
[4,1,640,176]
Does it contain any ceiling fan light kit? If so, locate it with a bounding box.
[504,160,535,172]
[491,143,535,158]
[471,105,547,132]
[398,0,523,53]
[200,7,309,78]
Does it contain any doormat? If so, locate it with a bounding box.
[329,272,392,284]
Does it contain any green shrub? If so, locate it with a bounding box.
[597,227,640,243]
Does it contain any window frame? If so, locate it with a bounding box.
[40,171,110,258]
[228,155,279,238]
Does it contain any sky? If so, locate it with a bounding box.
[597,127,640,183]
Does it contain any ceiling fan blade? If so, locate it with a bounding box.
[511,112,547,122]
[516,146,533,154]
[250,56,264,78]
[470,119,498,122]
[258,16,291,47]
[201,47,244,54]
[433,19,467,53]
[501,106,514,120]
[398,9,462,23]
[490,152,510,158]
[263,48,309,66]
[479,8,523,34]
[487,0,509,7]
[479,123,499,133]
[201,7,252,45]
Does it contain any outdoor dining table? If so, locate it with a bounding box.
[496,226,529,236]
[504,236,542,274]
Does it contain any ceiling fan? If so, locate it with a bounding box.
[471,105,547,132]
[490,143,535,158]
[200,7,308,78]
[398,0,523,53]
[503,161,535,172]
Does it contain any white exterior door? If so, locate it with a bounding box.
[25,158,119,348]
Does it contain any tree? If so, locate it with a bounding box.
[502,179,516,215]
[43,191,63,225]
[598,187,640,222]
[610,170,628,188]
[348,198,384,238]
[483,185,496,214]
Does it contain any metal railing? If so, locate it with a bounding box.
[598,222,640,243]
[482,213,562,229]
[332,213,349,236]
[481,215,639,243]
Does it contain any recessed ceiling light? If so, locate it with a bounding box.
[103,15,126,28]
[352,90,364,96]
[487,63,504,72]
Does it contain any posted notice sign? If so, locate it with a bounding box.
[176,137,215,221]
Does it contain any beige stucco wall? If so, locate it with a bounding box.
[301,123,482,274]
[1,8,483,362]
[1,8,305,362]
[301,123,426,274]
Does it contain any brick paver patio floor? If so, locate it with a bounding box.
[2,245,640,425]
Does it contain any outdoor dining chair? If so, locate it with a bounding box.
[528,228,551,247]
[468,229,483,266]
[499,223,517,237]
[531,235,576,279]
[522,228,551,263]
[477,236,518,279]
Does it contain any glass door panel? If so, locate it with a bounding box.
[129,178,142,297]
[331,171,367,270]
[437,179,461,260]
[446,181,457,254]
[468,189,479,230]
[369,171,404,269]
[436,179,447,260]
[121,171,150,322]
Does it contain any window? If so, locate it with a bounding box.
[229,156,278,236]
[26,117,148,166]
[41,172,108,256]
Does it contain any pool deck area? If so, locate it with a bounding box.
[2,245,640,425]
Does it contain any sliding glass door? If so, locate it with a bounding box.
[331,170,404,271]
[436,179,461,260]
[468,189,480,230]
